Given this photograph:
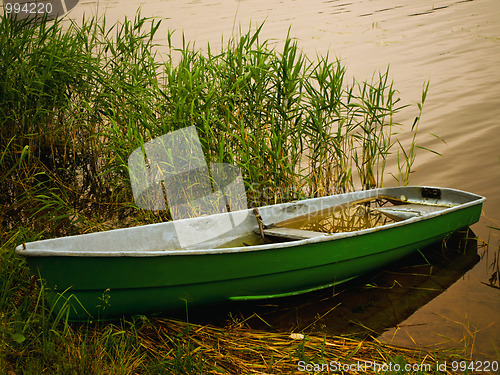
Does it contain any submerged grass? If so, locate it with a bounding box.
[485,226,500,290]
[1,10,487,375]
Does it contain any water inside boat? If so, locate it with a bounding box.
[275,198,400,233]
[219,198,452,248]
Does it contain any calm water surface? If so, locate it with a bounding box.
[66,0,500,360]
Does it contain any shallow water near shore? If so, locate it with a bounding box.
[13,0,500,361]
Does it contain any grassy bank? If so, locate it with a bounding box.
[0,11,476,374]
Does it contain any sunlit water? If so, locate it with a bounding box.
[21,0,500,360]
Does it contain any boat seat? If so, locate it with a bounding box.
[258,227,326,240]
[375,203,447,221]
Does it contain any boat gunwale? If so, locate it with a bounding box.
[14,186,485,258]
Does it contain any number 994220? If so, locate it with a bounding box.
[4,2,54,15]
[3,1,80,21]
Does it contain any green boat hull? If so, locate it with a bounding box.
[20,188,483,321]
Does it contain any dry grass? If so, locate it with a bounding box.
[128,317,454,374]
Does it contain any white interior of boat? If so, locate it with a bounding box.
[15,186,484,257]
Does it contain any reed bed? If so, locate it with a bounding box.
[1,11,430,238]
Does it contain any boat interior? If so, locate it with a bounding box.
[218,195,453,248]
[16,186,483,255]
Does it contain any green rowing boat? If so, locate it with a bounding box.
[15,186,484,321]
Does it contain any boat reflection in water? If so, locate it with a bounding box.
[191,229,480,337]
